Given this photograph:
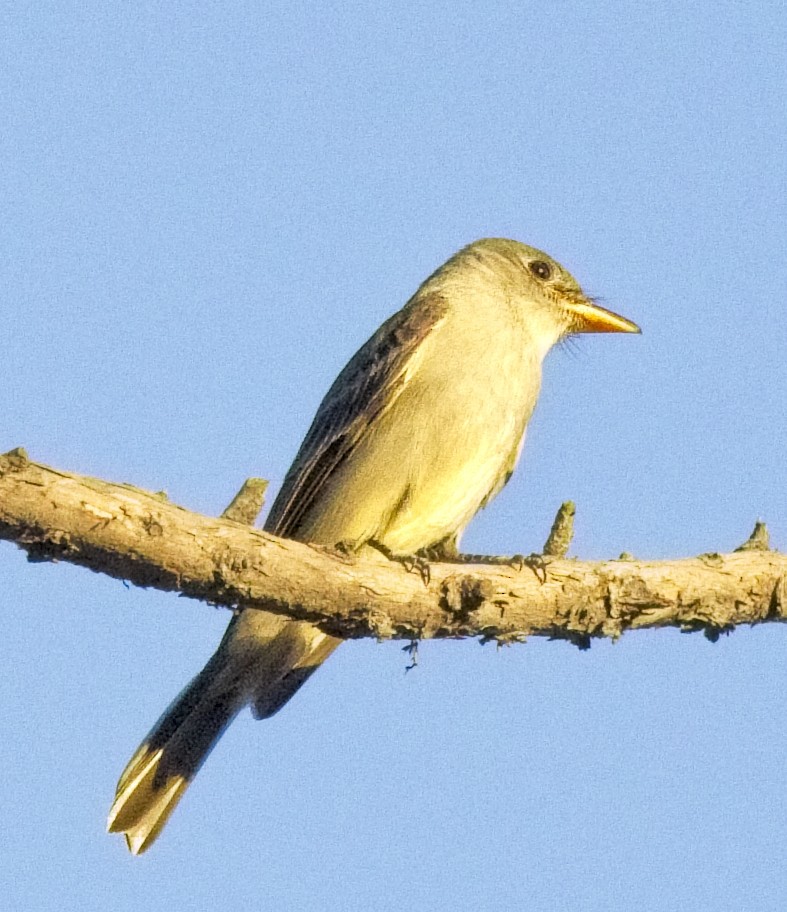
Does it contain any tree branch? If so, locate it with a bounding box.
[1,448,784,645]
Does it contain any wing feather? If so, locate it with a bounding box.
[265,293,448,539]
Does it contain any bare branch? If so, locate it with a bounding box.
[221,477,268,525]
[0,448,784,645]
[542,500,575,558]
[735,520,770,552]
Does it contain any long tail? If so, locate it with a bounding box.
[107,613,339,854]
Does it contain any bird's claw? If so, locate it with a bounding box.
[402,553,431,586]
[514,552,550,584]
[369,539,431,586]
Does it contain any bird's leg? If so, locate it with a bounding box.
[425,535,551,584]
[367,536,550,586]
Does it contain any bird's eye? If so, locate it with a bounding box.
[529,260,552,281]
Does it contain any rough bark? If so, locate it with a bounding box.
[0,448,784,646]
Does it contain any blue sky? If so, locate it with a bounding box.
[1,2,785,910]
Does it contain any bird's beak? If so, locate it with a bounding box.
[566,298,641,334]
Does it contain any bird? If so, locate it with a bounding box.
[107,237,640,853]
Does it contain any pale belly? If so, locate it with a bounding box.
[292,357,536,554]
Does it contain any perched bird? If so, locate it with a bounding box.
[108,237,639,853]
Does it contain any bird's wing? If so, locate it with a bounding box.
[265,293,448,539]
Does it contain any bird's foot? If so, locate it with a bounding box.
[367,540,550,586]
[515,552,551,584]
[369,540,431,586]
[402,553,431,586]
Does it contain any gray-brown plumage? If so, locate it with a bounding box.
[107,238,639,853]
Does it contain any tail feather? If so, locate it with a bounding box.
[107,652,248,854]
[108,614,341,854]
[108,747,189,855]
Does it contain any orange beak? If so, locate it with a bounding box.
[567,298,641,334]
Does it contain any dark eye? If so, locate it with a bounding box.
[529,260,552,281]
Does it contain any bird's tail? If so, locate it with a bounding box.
[107,613,339,854]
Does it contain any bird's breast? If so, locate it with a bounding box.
[372,310,542,552]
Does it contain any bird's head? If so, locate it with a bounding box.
[438,238,640,345]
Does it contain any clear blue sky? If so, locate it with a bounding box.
[1,3,785,910]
